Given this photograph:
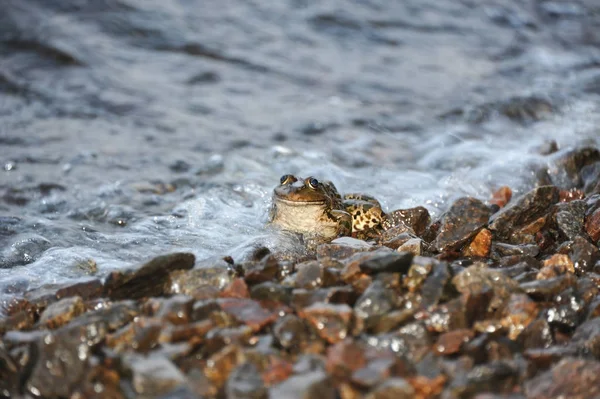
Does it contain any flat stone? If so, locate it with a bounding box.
[489,186,559,241]
[433,197,491,252]
[105,253,195,300]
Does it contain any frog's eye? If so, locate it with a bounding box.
[307,177,319,189]
[280,174,294,185]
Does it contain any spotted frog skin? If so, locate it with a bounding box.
[269,174,385,241]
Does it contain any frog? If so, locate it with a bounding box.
[268,174,386,243]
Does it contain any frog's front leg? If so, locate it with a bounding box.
[330,209,352,237]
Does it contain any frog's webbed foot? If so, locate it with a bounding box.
[330,209,352,237]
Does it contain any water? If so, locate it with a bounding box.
[1,0,600,301]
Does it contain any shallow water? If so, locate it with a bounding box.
[1,0,600,299]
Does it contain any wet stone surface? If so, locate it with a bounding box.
[433,197,491,253]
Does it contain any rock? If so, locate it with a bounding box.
[359,251,414,275]
[493,242,539,258]
[490,186,513,209]
[106,317,163,353]
[126,355,189,396]
[570,236,600,275]
[463,228,492,258]
[397,238,426,256]
[221,278,250,299]
[294,261,327,289]
[269,370,336,399]
[39,296,85,329]
[525,358,600,399]
[243,254,280,285]
[548,147,600,189]
[383,207,431,236]
[354,281,398,322]
[379,227,417,248]
[25,327,92,397]
[168,259,235,296]
[571,318,600,358]
[225,363,268,399]
[585,207,600,243]
[250,282,292,304]
[366,378,415,399]
[433,197,491,252]
[500,293,539,340]
[326,339,367,380]
[105,253,195,300]
[273,315,310,352]
[452,263,522,311]
[537,254,574,280]
[419,261,453,309]
[489,186,559,241]
[520,274,577,300]
[217,298,285,332]
[317,238,376,259]
[434,329,474,356]
[299,303,353,344]
[144,295,195,325]
[554,200,587,241]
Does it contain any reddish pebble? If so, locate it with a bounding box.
[586,208,600,242]
[490,186,512,208]
[434,329,474,355]
[462,228,492,258]
[559,188,585,202]
[220,278,250,299]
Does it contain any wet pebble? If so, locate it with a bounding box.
[489,186,559,242]
[105,252,195,300]
[525,358,600,399]
[383,206,431,236]
[317,237,376,259]
[358,250,413,275]
[433,197,491,253]
[463,228,492,258]
[299,303,353,344]
[39,295,85,329]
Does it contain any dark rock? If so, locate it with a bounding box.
[447,360,520,397]
[217,298,285,332]
[537,254,574,280]
[418,297,468,333]
[56,279,104,301]
[525,358,600,399]
[489,186,560,241]
[291,287,358,309]
[270,370,335,399]
[524,346,580,370]
[39,296,85,329]
[299,303,353,344]
[106,317,162,353]
[500,293,539,340]
[554,200,587,241]
[383,206,431,236]
[543,287,585,329]
[25,327,92,397]
[548,147,600,189]
[243,254,280,285]
[520,319,554,350]
[105,253,195,300]
[294,261,327,289]
[520,273,577,300]
[273,315,310,352]
[144,295,195,325]
[125,355,189,396]
[354,281,398,322]
[317,237,376,259]
[379,228,417,248]
[419,260,453,309]
[326,339,367,380]
[225,363,268,399]
[433,197,491,252]
[570,236,600,275]
[0,309,35,333]
[434,329,474,356]
[167,258,235,296]
[586,207,600,243]
[582,161,600,195]
[452,264,522,311]
[366,378,415,399]
[359,251,414,275]
[493,242,540,258]
[571,318,600,358]
[250,282,292,304]
[0,345,19,396]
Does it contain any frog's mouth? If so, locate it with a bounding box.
[273,196,327,206]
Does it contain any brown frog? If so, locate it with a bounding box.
[269,174,386,242]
